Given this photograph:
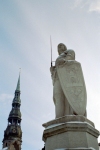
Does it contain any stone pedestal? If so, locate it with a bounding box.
[42,116,99,150]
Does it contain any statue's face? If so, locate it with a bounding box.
[58,44,66,55]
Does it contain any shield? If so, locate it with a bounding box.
[57,60,87,115]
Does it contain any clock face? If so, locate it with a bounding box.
[12,128,16,133]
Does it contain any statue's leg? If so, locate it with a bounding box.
[53,79,64,118]
[64,98,70,115]
[84,110,87,117]
[54,93,65,118]
[64,98,73,115]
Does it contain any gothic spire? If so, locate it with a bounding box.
[13,73,21,105]
[2,74,22,150]
[16,73,20,91]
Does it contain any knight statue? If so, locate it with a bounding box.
[50,43,87,118]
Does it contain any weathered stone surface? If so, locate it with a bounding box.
[57,61,86,115]
[46,44,99,150]
[50,43,87,118]
[43,115,94,128]
[43,120,99,150]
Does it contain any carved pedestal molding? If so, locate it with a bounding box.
[42,116,99,150]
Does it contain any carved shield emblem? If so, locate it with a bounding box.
[57,60,87,115]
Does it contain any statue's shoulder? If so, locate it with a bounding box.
[67,49,75,54]
[67,49,75,59]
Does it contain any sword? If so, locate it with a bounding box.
[50,36,52,67]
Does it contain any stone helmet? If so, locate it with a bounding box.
[57,43,67,55]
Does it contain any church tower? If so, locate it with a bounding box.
[2,74,22,150]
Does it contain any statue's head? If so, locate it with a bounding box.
[57,43,67,55]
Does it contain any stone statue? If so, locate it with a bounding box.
[50,43,87,118]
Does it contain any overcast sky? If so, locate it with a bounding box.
[0,0,100,149]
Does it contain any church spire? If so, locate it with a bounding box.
[16,73,20,91]
[13,73,21,105]
[2,74,22,150]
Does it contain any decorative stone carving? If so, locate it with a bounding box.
[43,43,99,150]
[43,120,99,150]
[50,43,87,118]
